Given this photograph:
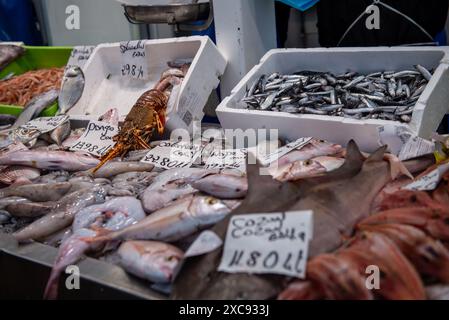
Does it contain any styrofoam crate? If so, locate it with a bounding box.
[217,47,449,152]
[69,36,226,134]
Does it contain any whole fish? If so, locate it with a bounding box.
[44,196,146,300]
[270,156,345,181]
[81,161,154,179]
[172,142,392,300]
[0,182,71,202]
[57,66,85,115]
[192,174,248,199]
[141,180,197,213]
[0,44,25,71]
[149,168,219,190]
[0,165,40,185]
[84,195,238,244]
[11,89,59,129]
[6,201,56,218]
[117,241,183,284]
[274,138,343,167]
[13,186,107,242]
[37,170,70,183]
[0,150,99,171]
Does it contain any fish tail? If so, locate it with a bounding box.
[43,268,62,300]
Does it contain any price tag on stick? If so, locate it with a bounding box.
[218,211,313,278]
[67,46,95,69]
[119,40,148,80]
[70,120,118,157]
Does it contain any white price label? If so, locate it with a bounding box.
[19,115,69,133]
[256,137,313,166]
[141,142,201,170]
[398,136,435,161]
[67,46,95,69]
[184,231,223,258]
[70,120,118,157]
[403,162,449,191]
[204,149,247,172]
[119,40,148,80]
[218,211,313,278]
[377,125,412,155]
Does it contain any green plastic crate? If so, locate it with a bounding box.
[0,45,73,117]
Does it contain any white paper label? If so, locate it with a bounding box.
[398,136,435,161]
[218,211,313,278]
[67,46,95,69]
[19,115,69,134]
[257,137,313,166]
[70,120,119,157]
[377,125,413,155]
[403,162,449,191]
[184,231,223,258]
[119,40,148,80]
[141,142,202,170]
[204,149,247,172]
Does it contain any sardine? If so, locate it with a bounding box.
[0,150,99,171]
[57,66,85,115]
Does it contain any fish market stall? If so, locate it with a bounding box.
[1,4,449,301]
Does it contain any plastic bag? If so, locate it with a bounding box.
[276,0,319,11]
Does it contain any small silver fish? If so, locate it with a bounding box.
[11,90,59,129]
[57,66,85,115]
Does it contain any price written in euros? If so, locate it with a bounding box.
[70,120,118,157]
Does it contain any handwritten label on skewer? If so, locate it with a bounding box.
[70,120,118,157]
[256,137,313,166]
[119,40,148,80]
[67,46,95,69]
[398,136,435,161]
[218,211,313,278]
[141,142,202,170]
[19,115,69,134]
[204,149,248,172]
[403,162,449,191]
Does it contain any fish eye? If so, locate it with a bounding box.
[166,256,176,262]
[206,197,217,205]
[304,159,312,166]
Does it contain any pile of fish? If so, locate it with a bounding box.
[242,65,433,123]
[0,111,446,300]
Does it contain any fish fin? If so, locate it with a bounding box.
[366,146,388,163]
[383,154,414,180]
[345,140,365,164]
[43,268,62,300]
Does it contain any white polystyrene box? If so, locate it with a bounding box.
[216,47,449,152]
[68,36,227,134]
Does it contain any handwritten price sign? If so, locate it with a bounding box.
[141,142,202,170]
[67,46,95,69]
[218,211,313,278]
[70,120,118,157]
[204,149,248,172]
[119,40,148,80]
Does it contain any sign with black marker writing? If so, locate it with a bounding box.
[218,211,313,278]
[67,46,95,69]
[119,40,148,80]
[70,120,118,157]
[403,162,449,191]
[141,142,202,170]
[204,149,247,172]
